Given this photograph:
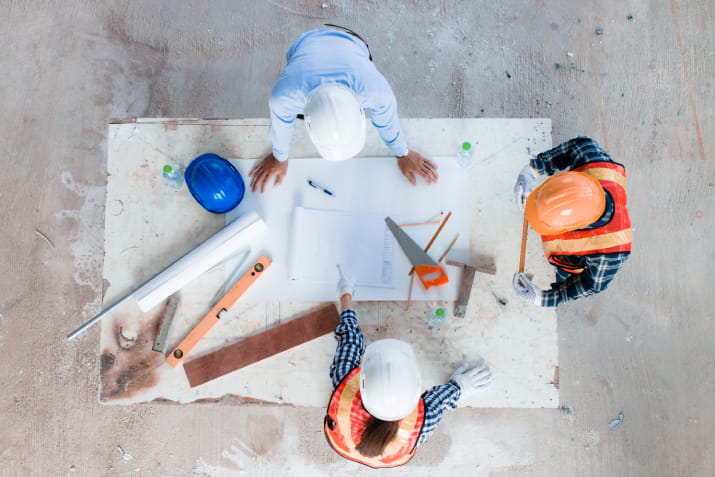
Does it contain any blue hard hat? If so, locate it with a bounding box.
[185,153,245,214]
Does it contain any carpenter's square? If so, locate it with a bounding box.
[152,294,180,354]
[446,260,497,318]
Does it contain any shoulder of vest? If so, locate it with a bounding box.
[574,160,626,173]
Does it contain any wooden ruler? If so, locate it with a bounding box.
[183,303,340,388]
[166,255,272,368]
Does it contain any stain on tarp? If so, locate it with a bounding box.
[99,310,165,402]
[163,119,179,131]
[550,366,560,389]
[585,311,599,325]
[100,353,115,375]
[560,404,575,423]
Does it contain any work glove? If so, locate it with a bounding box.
[513,164,538,210]
[512,272,543,306]
[336,264,356,299]
[450,363,492,403]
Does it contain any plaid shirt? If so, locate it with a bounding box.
[530,137,630,307]
[330,309,461,447]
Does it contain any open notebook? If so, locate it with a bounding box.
[288,207,396,287]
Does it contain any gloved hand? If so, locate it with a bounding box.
[512,272,543,306]
[513,164,538,210]
[450,363,492,402]
[336,264,356,299]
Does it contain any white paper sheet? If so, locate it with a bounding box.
[288,207,395,287]
[225,157,470,301]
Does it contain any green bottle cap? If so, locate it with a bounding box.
[435,307,446,317]
[462,142,472,151]
[163,165,173,174]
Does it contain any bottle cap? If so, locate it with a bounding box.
[462,142,472,151]
[433,306,446,317]
[163,164,173,174]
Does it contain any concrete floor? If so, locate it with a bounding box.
[0,1,712,475]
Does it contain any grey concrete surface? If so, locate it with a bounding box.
[0,1,713,476]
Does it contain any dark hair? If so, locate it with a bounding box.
[355,416,399,458]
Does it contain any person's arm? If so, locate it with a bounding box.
[366,83,439,184]
[330,265,362,387]
[530,136,613,176]
[329,309,365,388]
[250,84,303,193]
[266,64,314,163]
[268,94,299,162]
[366,87,408,158]
[415,382,462,446]
[540,253,630,306]
[417,363,491,446]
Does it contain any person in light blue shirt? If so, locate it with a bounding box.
[249,28,439,193]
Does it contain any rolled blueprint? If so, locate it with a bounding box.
[132,211,266,311]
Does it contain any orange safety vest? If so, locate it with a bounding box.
[541,161,632,273]
[324,367,425,468]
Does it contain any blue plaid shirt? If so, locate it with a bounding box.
[330,309,461,446]
[530,137,631,307]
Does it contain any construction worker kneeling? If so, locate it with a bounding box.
[512,136,632,307]
[325,266,491,468]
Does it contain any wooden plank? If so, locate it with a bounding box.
[183,304,340,388]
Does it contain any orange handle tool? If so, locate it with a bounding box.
[414,264,449,290]
[519,213,528,273]
[166,255,272,368]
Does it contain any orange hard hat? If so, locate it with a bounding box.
[525,171,606,235]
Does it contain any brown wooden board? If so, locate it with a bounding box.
[183,304,340,388]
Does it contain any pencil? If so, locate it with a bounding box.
[408,211,452,276]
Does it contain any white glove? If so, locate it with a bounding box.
[450,363,492,402]
[336,264,356,298]
[512,272,543,306]
[513,164,538,210]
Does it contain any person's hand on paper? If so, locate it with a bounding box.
[336,264,356,311]
[249,153,288,193]
[396,149,439,186]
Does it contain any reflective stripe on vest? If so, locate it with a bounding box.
[541,162,632,270]
[324,367,425,468]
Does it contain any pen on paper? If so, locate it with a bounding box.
[307,179,335,197]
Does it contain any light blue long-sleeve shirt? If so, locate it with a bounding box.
[269,29,408,161]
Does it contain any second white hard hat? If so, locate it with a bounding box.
[360,339,422,421]
[304,83,366,161]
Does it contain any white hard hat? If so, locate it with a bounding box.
[304,83,366,161]
[360,339,422,421]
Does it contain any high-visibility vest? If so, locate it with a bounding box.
[324,367,425,468]
[541,161,632,273]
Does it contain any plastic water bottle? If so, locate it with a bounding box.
[162,164,184,190]
[429,306,448,326]
[456,141,475,168]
